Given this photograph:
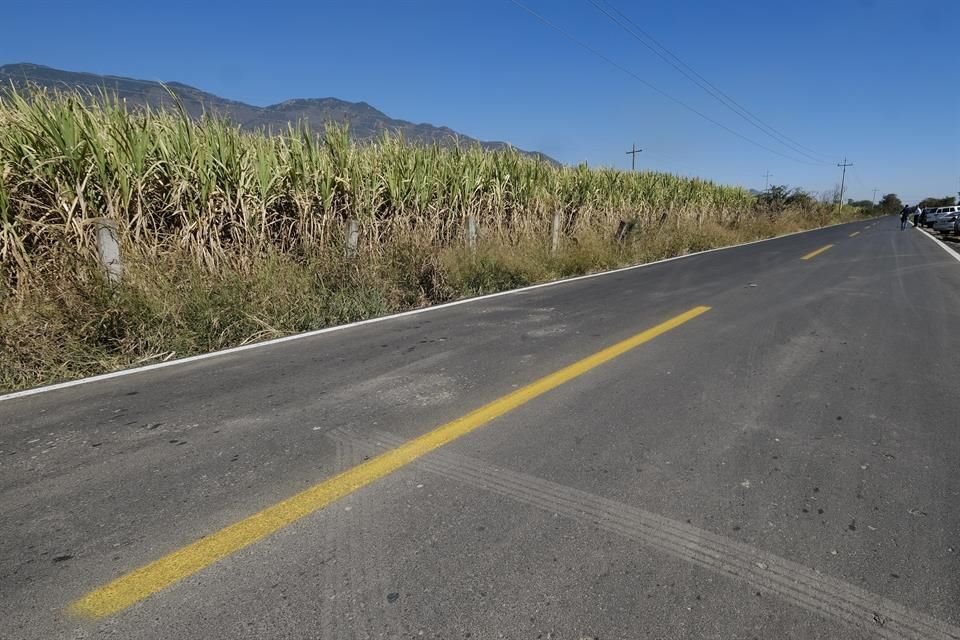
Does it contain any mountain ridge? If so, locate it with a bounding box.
[0,63,556,162]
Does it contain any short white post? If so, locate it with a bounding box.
[345,219,359,257]
[551,211,561,254]
[467,214,477,253]
[95,219,122,284]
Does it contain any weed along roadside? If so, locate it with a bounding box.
[0,89,871,392]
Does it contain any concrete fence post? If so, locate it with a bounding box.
[467,214,477,253]
[551,211,561,254]
[94,218,122,284]
[615,220,635,243]
[345,219,359,257]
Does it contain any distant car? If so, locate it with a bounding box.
[932,206,960,235]
[920,207,939,227]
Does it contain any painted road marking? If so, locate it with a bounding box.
[914,227,960,264]
[849,231,860,237]
[801,244,834,260]
[69,306,711,619]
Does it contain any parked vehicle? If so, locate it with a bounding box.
[920,207,939,227]
[933,206,960,235]
[927,207,956,228]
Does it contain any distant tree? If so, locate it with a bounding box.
[820,185,842,205]
[757,184,790,207]
[786,188,815,208]
[919,196,957,208]
[848,199,875,209]
[877,193,902,214]
[757,185,817,210]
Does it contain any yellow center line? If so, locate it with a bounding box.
[849,231,860,237]
[69,305,712,619]
[801,244,834,260]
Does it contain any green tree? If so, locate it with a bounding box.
[757,184,790,207]
[877,193,902,214]
[757,185,815,209]
[919,196,956,208]
[786,188,815,208]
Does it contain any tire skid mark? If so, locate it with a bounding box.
[327,427,959,640]
[333,435,402,639]
[316,483,337,640]
[323,437,348,638]
[353,443,401,639]
[331,437,372,639]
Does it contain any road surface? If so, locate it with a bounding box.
[1,216,959,639]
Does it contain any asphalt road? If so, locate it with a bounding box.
[1,216,959,640]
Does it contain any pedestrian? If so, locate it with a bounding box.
[900,205,910,230]
[913,204,922,227]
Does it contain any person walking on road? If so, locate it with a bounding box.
[900,205,910,230]
[913,204,922,227]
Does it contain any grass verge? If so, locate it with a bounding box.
[1,214,864,392]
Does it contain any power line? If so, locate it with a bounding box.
[507,0,825,166]
[848,165,868,196]
[589,0,833,165]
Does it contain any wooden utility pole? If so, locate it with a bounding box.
[837,158,853,215]
[626,144,642,171]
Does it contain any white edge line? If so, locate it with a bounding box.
[0,217,877,402]
[913,226,960,264]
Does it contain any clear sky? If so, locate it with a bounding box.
[3,0,958,203]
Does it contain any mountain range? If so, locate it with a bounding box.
[0,63,555,162]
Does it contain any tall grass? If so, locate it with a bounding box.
[0,88,759,285]
[0,88,864,390]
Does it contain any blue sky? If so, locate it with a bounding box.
[3,0,958,202]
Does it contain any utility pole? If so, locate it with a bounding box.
[626,144,642,171]
[837,157,853,215]
[763,170,773,191]
[872,188,878,205]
